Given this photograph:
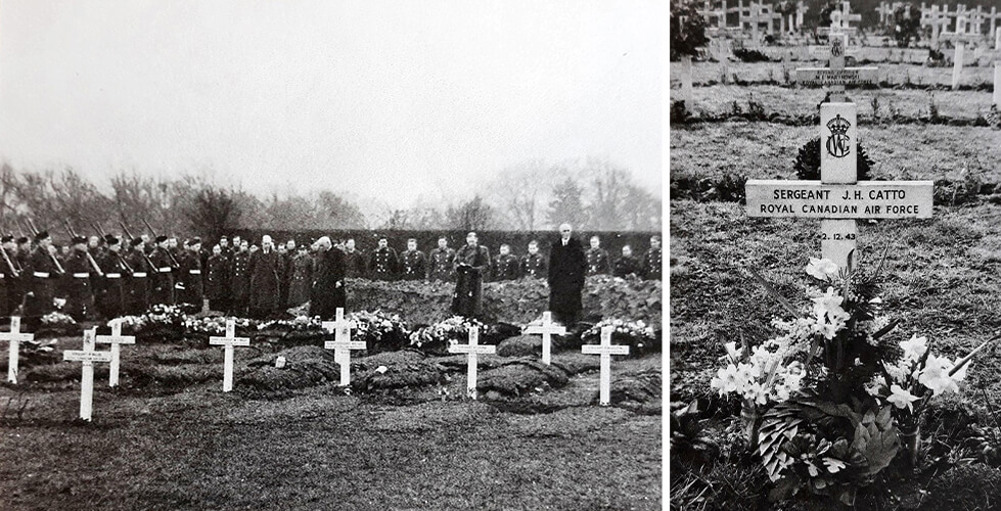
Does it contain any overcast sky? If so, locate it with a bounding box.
[0,0,662,208]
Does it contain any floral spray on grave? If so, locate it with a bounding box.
[710,251,997,505]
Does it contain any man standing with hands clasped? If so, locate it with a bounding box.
[547,223,586,326]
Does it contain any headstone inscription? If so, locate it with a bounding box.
[448,326,495,400]
[63,328,112,421]
[0,317,33,384]
[750,34,934,270]
[581,326,630,406]
[209,319,250,392]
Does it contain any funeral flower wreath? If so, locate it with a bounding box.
[710,254,991,505]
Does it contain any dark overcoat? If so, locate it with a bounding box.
[547,237,586,323]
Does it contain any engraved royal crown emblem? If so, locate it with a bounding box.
[825,114,851,158]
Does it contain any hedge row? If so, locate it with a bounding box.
[227,229,661,258]
[344,275,662,326]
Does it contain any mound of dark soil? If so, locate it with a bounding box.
[478,359,570,397]
[236,345,342,397]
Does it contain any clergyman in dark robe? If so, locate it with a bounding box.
[247,235,281,319]
[451,232,490,318]
[311,236,346,319]
[547,223,587,325]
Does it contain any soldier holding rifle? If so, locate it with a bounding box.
[0,235,21,316]
[95,235,131,320]
[121,222,155,314]
[24,230,63,323]
[64,235,95,321]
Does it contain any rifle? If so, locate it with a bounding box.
[64,220,104,277]
[25,218,65,275]
[90,221,134,274]
[0,245,19,278]
[120,221,156,272]
[141,218,180,268]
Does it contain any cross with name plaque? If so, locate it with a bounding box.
[63,328,112,421]
[581,326,630,406]
[96,319,135,388]
[524,311,566,365]
[209,319,250,392]
[322,308,364,386]
[448,326,495,400]
[749,34,934,269]
[0,317,33,384]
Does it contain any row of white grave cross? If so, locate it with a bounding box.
[0,309,631,421]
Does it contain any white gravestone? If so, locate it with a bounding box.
[322,308,365,386]
[994,62,1000,107]
[755,37,933,269]
[524,311,566,365]
[95,320,135,388]
[209,319,250,392]
[448,326,495,400]
[0,317,33,384]
[63,328,112,421]
[581,326,630,406]
[952,42,965,90]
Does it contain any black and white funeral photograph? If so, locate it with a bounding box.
[670,0,1001,509]
[0,1,663,510]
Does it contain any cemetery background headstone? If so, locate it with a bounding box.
[952,42,965,90]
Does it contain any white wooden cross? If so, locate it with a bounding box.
[63,328,112,421]
[448,326,495,400]
[750,37,933,270]
[581,326,630,406]
[0,316,33,384]
[322,307,364,386]
[209,319,250,392]
[525,311,566,365]
[96,319,135,388]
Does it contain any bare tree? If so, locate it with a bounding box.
[482,160,563,231]
[446,195,495,231]
[547,176,589,230]
[186,185,242,241]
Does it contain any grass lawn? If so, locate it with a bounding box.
[0,340,661,511]
[670,122,1001,183]
[670,199,1001,509]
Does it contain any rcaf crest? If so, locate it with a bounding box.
[825,114,851,158]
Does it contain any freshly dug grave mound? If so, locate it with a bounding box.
[496,335,540,357]
[25,361,102,383]
[550,352,601,376]
[124,364,222,390]
[236,345,342,397]
[352,361,449,393]
[477,359,570,398]
[609,369,662,413]
[352,350,451,396]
